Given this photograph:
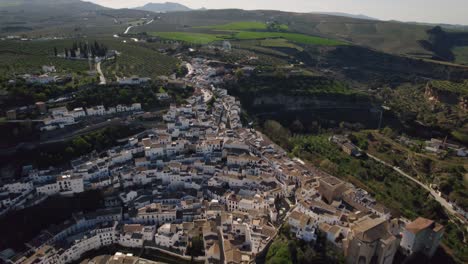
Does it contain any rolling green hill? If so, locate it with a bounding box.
[0,40,90,77]
[2,2,468,64]
[1,1,468,65]
[0,0,107,15]
[198,21,288,31]
[135,9,468,65]
[0,0,152,37]
[136,9,440,58]
[149,30,345,46]
[134,2,192,12]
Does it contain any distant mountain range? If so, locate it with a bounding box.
[312,12,378,21]
[0,0,108,15]
[406,21,468,31]
[134,2,192,13]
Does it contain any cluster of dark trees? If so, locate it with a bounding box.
[266,224,344,264]
[0,190,103,250]
[419,26,468,62]
[42,125,142,167]
[54,41,109,59]
[267,21,287,31]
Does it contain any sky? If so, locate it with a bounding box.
[86,0,468,25]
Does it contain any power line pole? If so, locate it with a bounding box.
[378,109,383,130]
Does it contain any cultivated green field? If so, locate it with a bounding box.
[150,30,345,46]
[150,32,229,44]
[138,10,440,56]
[453,46,468,65]
[150,19,345,46]
[0,38,179,81]
[0,2,21,7]
[429,80,468,95]
[233,31,345,45]
[259,38,304,51]
[236,43,291,57]
[100,40,179,80]
[0,40,89,76]
[199,21,288,31]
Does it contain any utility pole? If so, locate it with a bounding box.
[86,40,93,72]
[378,108,383,130]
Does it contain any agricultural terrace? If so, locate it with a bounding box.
[0,40,89,76]
[150,31,345,46]
[100,40,179,80]
[151,21,344,46]
[233,31,345,45]
[198,21,289,31]
[429,80,468,95]
[0,39,179,81]
[259,38,305,51]
[150,32,229,45]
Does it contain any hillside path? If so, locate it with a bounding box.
[366,152,466,224]
[96,61,106,85]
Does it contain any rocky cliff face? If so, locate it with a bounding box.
[425,82,468,111]
[252,94,373,111]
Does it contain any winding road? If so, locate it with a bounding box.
[96,61,106,85]
[366,152,466,224]
[123,19,154,35]
[124,25,134,35]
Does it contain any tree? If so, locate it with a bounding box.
[71,137,91,154]
[187,236,204,257]
[366,132,375,141]
[264,120,291,150]
[381,126,395,138]
[65,146,75,156]
[34,93,47,102]
[420,158,434,174]
[54,47,58,57]
[176,64,188,78]
[79,42,84,57]
[300,248,318,264]
[83,43,89,58]
[314,229,327,254]
[280,223,291,239]
[320,159,338,175]
[235,68,244,79]
[290,120,304,134]
[288,241,298,264]
[70,48,76,58]
[266,240,292,264]
[348,134,358,144]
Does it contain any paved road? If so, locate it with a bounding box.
[186,63,194,76]
[124,25,134,34]
[123,19,153,35]
[96,61,106,85]
[366,152,466,224]
[0,119,126,155]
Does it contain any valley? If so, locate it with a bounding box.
[0,1,466,264]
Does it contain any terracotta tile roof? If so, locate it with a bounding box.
[352,217,389,242]
[123,224,143,233]
[406,217,435,234]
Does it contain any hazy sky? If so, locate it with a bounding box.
[87,0,468,25]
